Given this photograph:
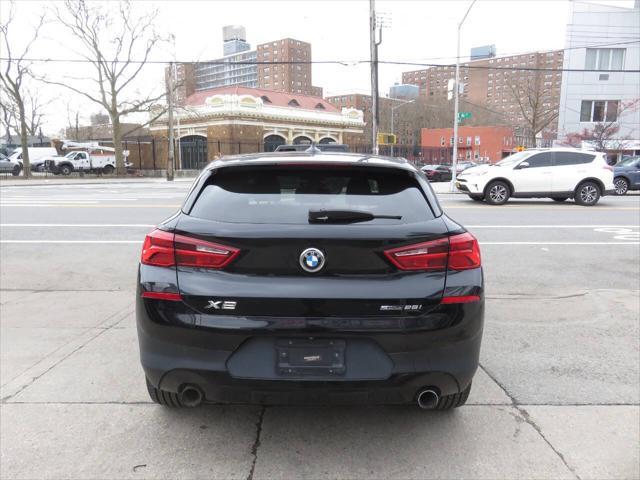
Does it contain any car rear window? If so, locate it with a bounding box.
[188,166,434,224]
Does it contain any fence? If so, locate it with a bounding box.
[0,139,457,178]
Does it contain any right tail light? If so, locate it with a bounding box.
[383,232,481,272]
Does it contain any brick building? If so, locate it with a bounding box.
[257,38,321,96]
[149,85,364,169]
[403,50,564,131]
[421,126,516,163]
[170,29,323,105]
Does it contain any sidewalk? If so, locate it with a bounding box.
[0,176,197,187]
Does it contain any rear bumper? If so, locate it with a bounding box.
[137,296,484,405]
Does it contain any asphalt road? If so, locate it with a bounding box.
[1,180,638,480]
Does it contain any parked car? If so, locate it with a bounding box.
[0,153,21,176]
[455,161,477,173]
[613,155,640,195]
[456,148,614,206]
[275,143,349,152]
[7,147,58,172]
[137,152,484,409]
[421,164,452,182]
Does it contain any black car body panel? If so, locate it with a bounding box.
[137,152,484,405]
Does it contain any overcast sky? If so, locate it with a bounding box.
[2,0,635,135]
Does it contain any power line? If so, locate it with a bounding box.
[398,39,640,64]
[2,56,639,73]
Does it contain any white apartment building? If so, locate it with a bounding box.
[556,0,640,156]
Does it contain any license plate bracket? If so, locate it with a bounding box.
[276,338,346,376]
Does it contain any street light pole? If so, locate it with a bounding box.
[167,61,175,182]
[450,0,476,192]
[370,0,380,155]
[390,98,415,157]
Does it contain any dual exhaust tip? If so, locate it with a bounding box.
[416,388,440,410]
[179,385,439,409]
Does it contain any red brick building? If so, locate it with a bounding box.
[403,50,564,132]
[421,126,516,163]
[257,38,322,96]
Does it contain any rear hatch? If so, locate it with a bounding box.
[174,164,449,318]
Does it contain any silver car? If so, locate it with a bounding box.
[0,153,21,176]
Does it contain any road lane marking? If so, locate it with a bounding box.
[467,225,640,228]
[480,242,640,245]
[0,224,155,227]
[0,240,142,244]
[444,206,640,210]
[1,240,638,246]
[0,204,181,208]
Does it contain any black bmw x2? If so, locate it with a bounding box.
[136,152,484,409]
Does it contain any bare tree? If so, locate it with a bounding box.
[0,2,45,177]
[0,86,17,145]
[508,71,559,147]
[48,0,166,175]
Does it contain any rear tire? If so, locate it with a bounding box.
[436,383,472,410]
[12,165,21,176]
[614,177,629,195]
[103,164,115,175]
[484,181,510,205]
[575,181,601,206]
[146,377,183,407]
[552,197,568,202]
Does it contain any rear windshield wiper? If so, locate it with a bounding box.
[309,209,402,224]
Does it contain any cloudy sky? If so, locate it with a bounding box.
[2,0,635,135]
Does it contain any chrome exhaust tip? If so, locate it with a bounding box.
[179,386,203,407]
[416,389,439,410]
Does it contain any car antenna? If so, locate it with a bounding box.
[305,142,321,155]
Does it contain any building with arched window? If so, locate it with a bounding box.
[150,86,365,169]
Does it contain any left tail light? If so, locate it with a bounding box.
[383,232,481,271]
[141,229,240,269]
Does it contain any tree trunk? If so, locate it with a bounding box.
[18,99,31,179]
[111,114,126,176]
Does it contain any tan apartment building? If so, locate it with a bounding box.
[402,50,564,131]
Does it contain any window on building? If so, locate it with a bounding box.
[288,99,300,107]
[315,103,325,110]
[261,95,272,104]
[474,136,480,145]
[585,48,625,70]
[580,100,619,122]
[466,136,472,146]
[440,136,445,146]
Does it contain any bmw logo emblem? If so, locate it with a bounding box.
[299,247,326,273]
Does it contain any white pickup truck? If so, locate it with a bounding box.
[44,144,131,175]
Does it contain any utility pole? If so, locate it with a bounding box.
[451,0,476,192]
[167,61,175,182]
[370,0,380,155]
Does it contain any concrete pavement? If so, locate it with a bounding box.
[1,181,638,479]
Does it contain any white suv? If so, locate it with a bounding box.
[456,148,614,206]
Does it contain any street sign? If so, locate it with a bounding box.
[377,133,397,145]
[457,112,472,121]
